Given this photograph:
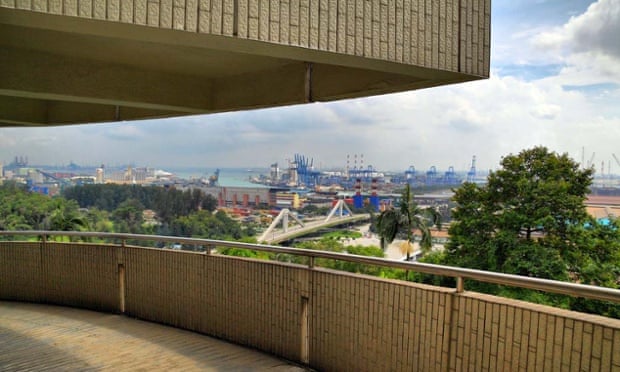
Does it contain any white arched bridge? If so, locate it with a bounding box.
[258,200,370,244]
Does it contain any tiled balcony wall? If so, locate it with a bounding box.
[0,0,489,77]
[2,241,617,371]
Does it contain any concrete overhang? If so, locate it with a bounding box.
[0,0,490,126]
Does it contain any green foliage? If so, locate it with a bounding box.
[296,239,345,253]
[497,287,571,309]
[84,208,114,232]
[321,230,363,240]
[0,182,245,242]
[443,146,620,317]
[275,239,402,278]
[445,147,593,275]
[376,183,441,260]
[0,182,88,233]
[0,182,51,230]
[111,199,145,234]
[63,184,218,224]
[63,184,248,240]
[169,210,244,240]
[337,245,389,276]
[44,199,89,232]
[298,204,319,215]
[411,251,455,287]
[299,204,331,216]
[218,247,272,260]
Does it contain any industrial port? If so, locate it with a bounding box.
[249,153,482,190]
[3,152,620,218]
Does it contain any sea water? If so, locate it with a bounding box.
[167,167,269,188]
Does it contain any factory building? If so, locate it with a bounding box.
[275,192,302,209]
[105,167,154,184]
[199,186,271,208]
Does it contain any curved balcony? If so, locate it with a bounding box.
[1,231,620,371]
[1,301,306,370]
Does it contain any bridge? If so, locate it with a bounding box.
[258,199,370,244]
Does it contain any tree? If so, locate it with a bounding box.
[85,208,114,232]
[112,199,145,234]
[44,199,89,232]
[168,210,246,241]
[0,182,52,230]
[376,183,441,260]
[444,147,620,315]
[446,147,594,276]
[566,218,620,317]
[63,184,218,225]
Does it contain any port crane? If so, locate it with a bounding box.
[613,154,620,174]
[587,152,595,169]
[467,155,477,182]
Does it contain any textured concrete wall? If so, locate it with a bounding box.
[42,243,120,311]
[122,247,305,362]
[0,242,44,302]
[0,0,490,77]
[309,269,620,371]
[449,292,620,372]
[2,241,618,371]
[0,242,120,311]
[309,269,455,370]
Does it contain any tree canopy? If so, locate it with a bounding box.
[445,147,593,275]
[0,182,84,232]
[63,184,217,224]
[0,182,251,244]
[442,146,619,317]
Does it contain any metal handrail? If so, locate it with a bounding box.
[1,230,619,304]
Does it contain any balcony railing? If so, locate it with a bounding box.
[2,230,619,371]
[2,230,619,303]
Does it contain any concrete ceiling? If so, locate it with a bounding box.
[0,7,480,127]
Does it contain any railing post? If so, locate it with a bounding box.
[205,244,214,255]
[118,264,126,314]
[300,296,310,364]
[456,277,464,293]
[308,257,315,268]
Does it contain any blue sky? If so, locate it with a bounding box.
[1,0,619,174]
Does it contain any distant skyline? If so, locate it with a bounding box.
[1,0,619,173]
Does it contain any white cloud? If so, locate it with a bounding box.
[0,131,18,147]
[533,0,620,84]
[565,0,620,58]
[3,70,617,173]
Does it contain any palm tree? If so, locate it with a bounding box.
[376,183,441,261]
[47,208,88,231]
[44,201,89,241]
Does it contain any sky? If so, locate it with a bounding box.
[1,0,619,173]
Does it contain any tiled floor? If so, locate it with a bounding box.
[0,301,307,371]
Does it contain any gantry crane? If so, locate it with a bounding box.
[612,154,620,174]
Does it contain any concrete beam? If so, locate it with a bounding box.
[211,63,310,111]
[0,47,213,114]
[0,96,179,126]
